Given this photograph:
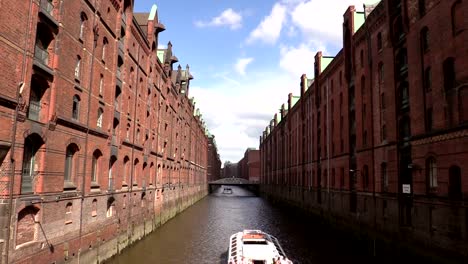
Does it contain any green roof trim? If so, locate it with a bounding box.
[157,50,165,62]
[276,111,282,123]
[354,11,366,33]
[292,96,300,107]
[321,57,334,73]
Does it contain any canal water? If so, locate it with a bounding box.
[108,186,440,264]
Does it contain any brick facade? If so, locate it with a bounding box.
[260,0,468,257]
[238,149,260,183]
[0,0,219,263]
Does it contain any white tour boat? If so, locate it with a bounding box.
[227,230,293,264]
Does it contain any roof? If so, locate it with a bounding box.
[133,13,149,37]
[321,56,334,73]
[353,11,366,33]
[157,50,165,63]
[291,96,300,107]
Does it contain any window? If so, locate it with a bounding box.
[418,0,426,17]
[381,93,385,110]
[28,84,44,121]
[16,207,39,245]
[75,56,81,80]
[424,67,431,91]
[136,129,140,143]
[443,57,456,91]
[65,203,72,224]
[426,108,433,132]
[72,95,80,120]
[381,163,388,192]
[426,157,437,190]
[79,12,87,40]
[91,150,102,183]
[106,198,115,217]
[420,27,429,53]
[377,32,382,51]
[21,134,43,193]
[91,199,97,217]
[102,37,108,62]
[65,144,78,182]
[97,108,103,128]
[123,156,129,185]
[378,63,384,83]
[451,0,463,35]
[99,74,104,96]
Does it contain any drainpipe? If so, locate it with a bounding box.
[4,0,34,262]
[77,7,99,263]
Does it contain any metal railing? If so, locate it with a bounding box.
[28,100,41,121]
[40,0,54,16]
[34,45,49,65]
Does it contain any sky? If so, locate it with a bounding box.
[133,0,375,164]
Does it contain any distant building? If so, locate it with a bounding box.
[207,135,222,182]
[238,148,260,182]
[223,161,239,178]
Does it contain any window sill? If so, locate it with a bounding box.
[63,181,77,191]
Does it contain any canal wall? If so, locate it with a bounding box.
[261,185,468,262]
[7,185,208,264]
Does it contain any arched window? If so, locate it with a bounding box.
[136,129,140,143]
[72,95,80,120]
[426,157,437,191]
[21,134,44,193]
[99,74,104,96]
[108,155,117,190]
[16,206,39,246]
[65,144,79,182]
[97,108,103,128]
[65,202,73,224]
[133,159,139,186]
[79,12,87,40]
[449,165,462,200]
[420,27,429,53]
[126,123,130,140]
[424,67,431,91]
[91,150,102,184]
[106,197,115,217]
[378,62,384,83]
[75,56,81,80]
[451,0,464,36]
[443,57,456,91]
[123,156,130,186]
[102,37,108,62]
[91,199,97,217]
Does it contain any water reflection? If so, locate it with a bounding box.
[108,186,439,264]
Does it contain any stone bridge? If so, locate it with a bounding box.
[208,178,260,195]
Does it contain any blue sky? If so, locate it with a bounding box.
[134,0,375,164]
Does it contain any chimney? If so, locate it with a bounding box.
[280,104,285,118]
[288,93,292,110]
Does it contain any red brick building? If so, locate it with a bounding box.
[207,135,221,182]
[0,0,218,263]
[238,148,260,183]
[260,0,467,257]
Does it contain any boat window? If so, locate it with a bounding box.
[243,241,268,245]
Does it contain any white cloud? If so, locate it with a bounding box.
[190,71,298,163]
[290,0,365,46]
[235,57,254,75]
[195,8,242,30]
[246,3,287,45]
[279,41,326,77]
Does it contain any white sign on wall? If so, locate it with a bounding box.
[402,184,411,194]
